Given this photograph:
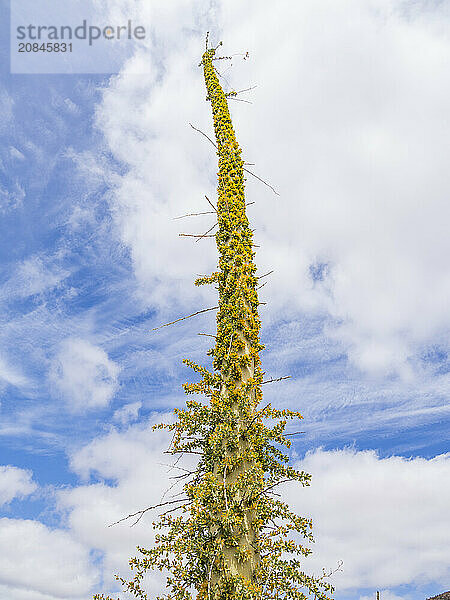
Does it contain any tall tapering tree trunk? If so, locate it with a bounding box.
[200,45,263,590]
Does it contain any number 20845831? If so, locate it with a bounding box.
[18,42,73,52]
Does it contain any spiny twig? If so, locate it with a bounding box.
[256,478,297,499]
[318,560,344,581]
[244,167,280,195]
[159,503,192,518]
[196,222,218,242]
[157,462,194,475]
[261,376,291,385]
[152,306,218,331]
[229,97,252,104]
[213,66,232,90]
[234,85,257,95]
[164,450,203,456]
[173,210,215,220]
[108,498,188,528]
[179,233,215,238]
[189,122,217,150]
[258,270,274,280]
[205,195,218,213]
[168,472,196,481]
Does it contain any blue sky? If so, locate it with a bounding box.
[0,1,449,600]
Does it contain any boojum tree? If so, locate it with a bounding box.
[94,38,334,600]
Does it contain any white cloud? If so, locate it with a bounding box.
[0,583,72,600]
[287,449,450,591]
[0,465,37,506]
[92,0,450,376]
[0,518,98,599]
[113,400,142,425]
[50,338,120,412]
[58,416,175,592]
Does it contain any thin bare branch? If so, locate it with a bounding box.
[164,450,204,455]
[108,498,188,528]
[196,222,218,242]
[284,431,306,437]
[235,85,257,95]
[229,97,252,104]
[168,472,195,481]
[168,453,183,471]
[213,66,232,90]
[205,195,218,213]
[256,478,296,499]
[179,233,215,238]
[160,477,183,504]
[243,167,280,196]
[159,503,192,518]
[157,462,194,475]
[257,270,274,280]
[318,560,344,581]
[261,376,291,385]
[173,210,215,220]
[189,122,218,150]
[151,306,218,331]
